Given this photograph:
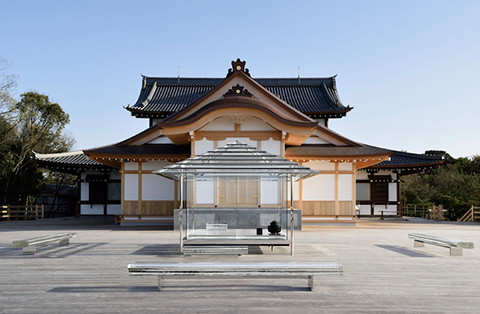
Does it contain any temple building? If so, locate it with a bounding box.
[35,59,443,226]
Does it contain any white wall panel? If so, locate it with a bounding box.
[124,174,138,200]
[199,117,234,131]
[373,205,397,215]
[218,137,257,148]
[302,136,329,144]
[241,117,275,131]
[338,174,353,201]
[359,204,371,215]
[261,181,279,204]
[142,160,172,171]
[303,174,335,200]
[142,174,174,200]
[80,183,89,201]
[124,162,138,171]
[196,180,215,204]
[338,162,353,171]
[147,137,174,144]
[261,139,281,155]
[107,204,121,215]
[195,139,215,155]
[81,204,103,215]
[389,183,397,201]
[356,172,369,180]
[304,160,335,171]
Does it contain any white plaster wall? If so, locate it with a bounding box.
[107,204,121,215]
[218,137,257,148]
[359,204,371,215]
[356,172,369,180]
[389,183,397,201]
[142,160,172,171]
[261,139,281,155]
[199,117,235,131]
[302,136,329,144]
[241,117,275,131]
[338,162,353,171]
[304,160,335,171]
[287,181,300,200]
[338,174,353,201]
[261,181,279,204]
[303,174,335,200]
[147,137,174,144]
[124,162,138,171]
[196,180,215,204]
[142,174,174,200]
[373,204,397,215]
[195,139,215,155]
[80,182,89,201]
[124,174,138,200]
[81,204,103,215]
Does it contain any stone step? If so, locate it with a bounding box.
[183,245,248,255]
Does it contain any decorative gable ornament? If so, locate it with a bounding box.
[223,84,253,97]
[226,58,251,77]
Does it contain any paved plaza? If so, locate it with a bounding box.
[0,217,479,313]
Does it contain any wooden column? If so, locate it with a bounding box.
[190,131,195,157]
[120,162,125,216]
[352,162,357,217]
[138,162,142,217]
[334,162,339,218]
[298,162,304,212]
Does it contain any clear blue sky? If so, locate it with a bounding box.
[1,0,479,158]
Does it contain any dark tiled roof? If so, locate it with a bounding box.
[127,77,351,118]
[34,151,104,166]
[285,144,392,157]
[85,144,190,156]
[368,150,444,169]
[33,151,112,172]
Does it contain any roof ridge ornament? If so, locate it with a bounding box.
[223,84,253,97]
[226,58,251,77]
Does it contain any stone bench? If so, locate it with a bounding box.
[12,232,77,255]
[408,233,474,256]
[127,262,343,291]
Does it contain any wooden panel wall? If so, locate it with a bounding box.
[301,201,336,216]
[339,201,354,216]
[123,201,175,216]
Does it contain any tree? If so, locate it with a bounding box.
[402,155,480,220]
[0,91,74,205]
[0,58,17,116]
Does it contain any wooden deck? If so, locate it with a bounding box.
[0,217,479,313]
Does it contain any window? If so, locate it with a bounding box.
[107,182,121,201]
[356,183,370,201]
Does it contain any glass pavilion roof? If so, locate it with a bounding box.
[153,141,320,180]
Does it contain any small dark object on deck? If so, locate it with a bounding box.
[268,221,281,235]
[257,228,263,235]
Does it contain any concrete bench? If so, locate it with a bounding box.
[12,232,76,255]
[127,262,343,291]
[408,233,474,256]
